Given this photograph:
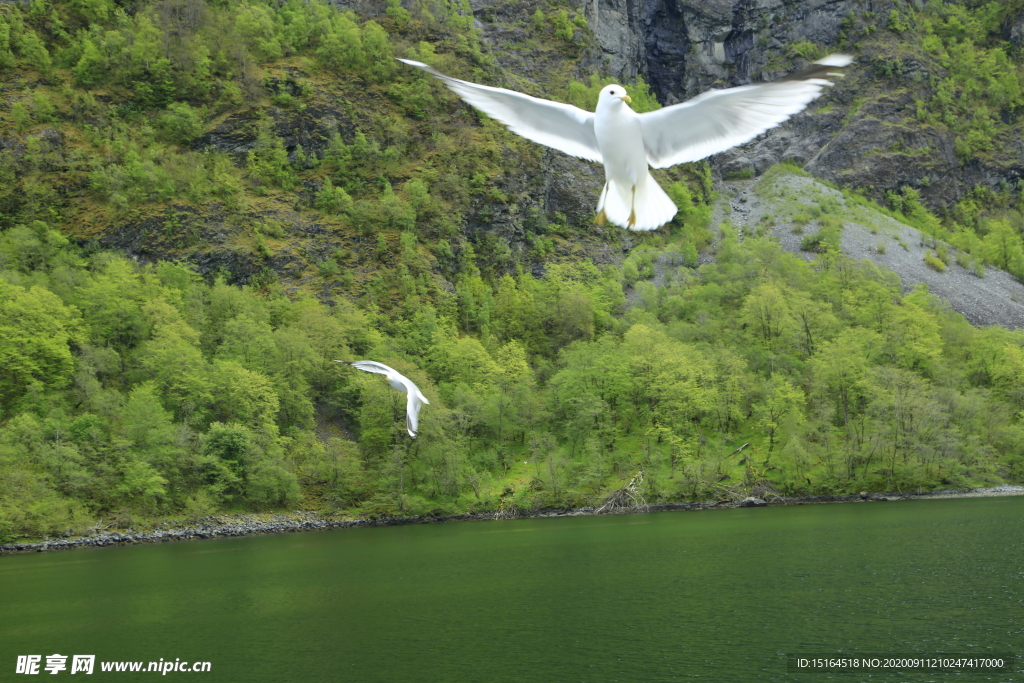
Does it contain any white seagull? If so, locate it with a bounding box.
[336,360,430,438]
[399,55,852,231]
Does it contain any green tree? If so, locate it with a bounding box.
[73,38,106,86]
[742,282,793,352]
[209,360,281,429]
[15,29,51,73]
[755,375,804,454]
[247,121,296,190]
[360,21,393,82]
[315,178,354,215]
[0,281,80,413]
[158,102,206,144]
[810,328,879,426]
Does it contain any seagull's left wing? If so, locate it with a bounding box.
[638,54,852,169]
[337,360,396,376]
[399,59,602,162]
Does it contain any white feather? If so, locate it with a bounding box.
[398,59,601,162]
[638,56,853,168]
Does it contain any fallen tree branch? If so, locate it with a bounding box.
[729,443,751,463]
[597,469,648,513]
[494,499,521,520]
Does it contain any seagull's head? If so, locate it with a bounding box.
[597,84,632,110]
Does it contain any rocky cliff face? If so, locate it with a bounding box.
[64,0,1024,289]
[586,0,875,98]
[577,0,1024,213]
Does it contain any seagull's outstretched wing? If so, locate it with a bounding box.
[638,54,852,169]
[339,360,397,376]
[398,59,602,162]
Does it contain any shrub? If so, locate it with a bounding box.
[531,9,545,31]
[254,229,271,258]
[11,102,31,133]
[923,253,946,272]
[158,102,206,144]
[551,10,575,41]
[318,259,341,277]
[886,10,911,33]
[801,227,840,253]
[332,248,351,262]
[723,168,754,181]
[247,125,296,191]
[32,92,57,123]
[262,220,286,238]
[315,179,354,215]
[788,40,822,60]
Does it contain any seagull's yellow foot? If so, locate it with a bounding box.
[628,210,636,229]
[596,210,607,225]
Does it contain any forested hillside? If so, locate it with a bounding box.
[2,0,1024,541]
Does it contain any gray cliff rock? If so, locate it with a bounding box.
[576,0,1023,212]
[584,0,879,99]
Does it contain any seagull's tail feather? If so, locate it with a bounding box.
[598,174,677,232]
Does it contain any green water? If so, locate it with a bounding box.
[2,497,1022,682]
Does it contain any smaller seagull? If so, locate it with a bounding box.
[336,360,430,438]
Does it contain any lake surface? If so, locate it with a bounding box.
[2,497,1022,682]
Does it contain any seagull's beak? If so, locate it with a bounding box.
[619,95,632,103]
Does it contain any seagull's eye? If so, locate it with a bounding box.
[610,90,616,95]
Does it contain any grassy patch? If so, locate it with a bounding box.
[923,252,946,272]
[723,168,754,181]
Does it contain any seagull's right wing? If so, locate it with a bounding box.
[638,54,852,168]
[338,360,396,376]
[405,390,425,438]
[389,374,429,438]
[399,59,602,162]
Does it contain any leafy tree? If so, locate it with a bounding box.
[755,375,804,454]
[73,38,106,86]
[315,178,354,215]
[209,360,280,429]
[0,280,80,413]
[742,282,793,352]
[158,102,206,144]
[316,11,363,72]
[810,328,879,426]
[15,28,51,73]
[0,448,89,541]
[247,121,296,190]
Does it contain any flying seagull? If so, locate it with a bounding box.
[399,55,852,231]
[336,360,430,438]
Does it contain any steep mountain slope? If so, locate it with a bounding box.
[5,0,1024,290]
[718,167,1024,329]
[4,0,1024,542]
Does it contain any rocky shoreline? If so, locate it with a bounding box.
[3,486,1023,555]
